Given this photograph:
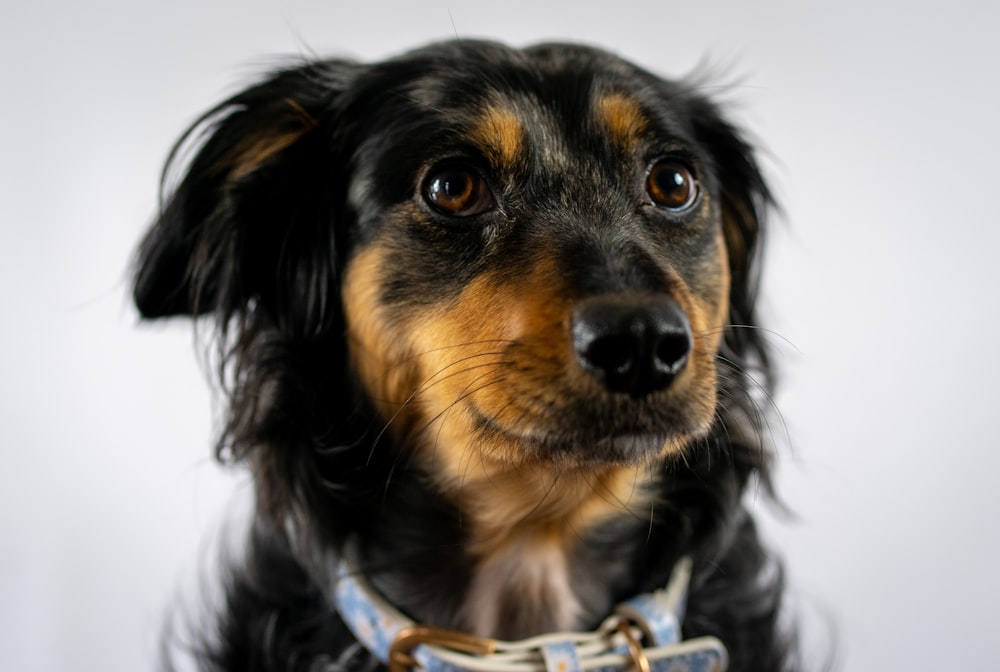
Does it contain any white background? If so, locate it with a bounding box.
[3,1,998,670]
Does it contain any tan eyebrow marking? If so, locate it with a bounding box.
[468,105,525,167]
[597,93,648,147]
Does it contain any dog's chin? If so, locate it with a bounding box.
[536,432,682,467]
[472,413,692,468]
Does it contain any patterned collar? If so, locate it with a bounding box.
[330,551,728,672]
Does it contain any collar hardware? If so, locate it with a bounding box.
[331,549,728,672]
[615,621,650,672]
[390,626,498,672]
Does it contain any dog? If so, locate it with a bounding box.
[134,39,794,672]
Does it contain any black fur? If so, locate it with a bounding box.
[135,40,796,671]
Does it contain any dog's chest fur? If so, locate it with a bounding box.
[463,532,580,638]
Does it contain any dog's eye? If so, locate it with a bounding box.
[422,165,495,217]
[646,160,699,211]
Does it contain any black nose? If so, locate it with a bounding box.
[571,296,692,397]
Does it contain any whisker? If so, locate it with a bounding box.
[381,370,512,495]
[365,354,511,464]
[387,90,447,115]
[716,354,790,449]
[397,339,517,365]
[645,497,656,545]
[510,470,563,529]
[407,373,512,447]
[699,324,801,354]
[715,373,772,465]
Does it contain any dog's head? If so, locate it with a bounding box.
[134,40,771,522]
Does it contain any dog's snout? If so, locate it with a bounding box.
[571,296,692,397]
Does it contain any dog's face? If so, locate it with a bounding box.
[134,39,767,529]
[342,46,732,486]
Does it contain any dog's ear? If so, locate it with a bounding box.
[686,97,773,366]
[133,61,360,328]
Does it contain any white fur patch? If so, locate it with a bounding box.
[461,533,581,638]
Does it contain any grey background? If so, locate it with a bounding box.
[3,1,998,670]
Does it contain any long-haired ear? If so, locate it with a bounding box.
[133,60,359,328]
[687,97,774,380]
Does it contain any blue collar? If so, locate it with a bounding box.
[331,553,728,672]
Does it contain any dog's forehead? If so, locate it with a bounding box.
[370,41,693,159]
[460,89,653,169]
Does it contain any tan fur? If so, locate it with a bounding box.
[710,229,733,341]
[222,99,318,180]
[468,105,526,168]
[223,131,303,180]
[597,93,648,148]
[469,107,525,166]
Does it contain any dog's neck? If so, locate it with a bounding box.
[462,461,655,638]
[461,526,581,637]
[360,453,657,640]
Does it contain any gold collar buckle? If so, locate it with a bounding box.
[616,620,651,672]
[389,626,497,672]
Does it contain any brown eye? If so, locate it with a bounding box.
[422,164,495,216]
[646,160,699,211]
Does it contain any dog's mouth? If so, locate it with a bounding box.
[469,405,696,467]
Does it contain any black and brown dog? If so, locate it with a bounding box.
[134,39,794,672]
